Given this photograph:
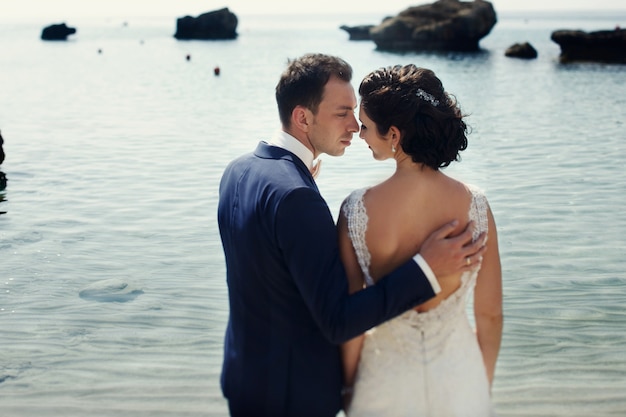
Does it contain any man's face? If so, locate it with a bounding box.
[305,76,359,158]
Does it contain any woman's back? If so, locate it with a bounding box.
[360,168,474,311]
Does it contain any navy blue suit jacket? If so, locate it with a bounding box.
[217,142,436,416]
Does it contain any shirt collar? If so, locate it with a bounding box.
[267,130,315,170]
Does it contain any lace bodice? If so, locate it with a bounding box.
[342,184,488,286]
[342,187,488,348]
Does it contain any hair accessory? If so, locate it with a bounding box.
[416,88,439,106]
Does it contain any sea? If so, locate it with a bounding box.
[1,8,625,417]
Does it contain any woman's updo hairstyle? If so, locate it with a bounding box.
[358,64,468,169]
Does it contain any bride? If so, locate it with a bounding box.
[337,65,503,416]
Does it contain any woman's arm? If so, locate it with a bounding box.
[473,205,503,388]
[336,207,366,395]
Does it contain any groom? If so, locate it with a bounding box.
[217,53,485,417]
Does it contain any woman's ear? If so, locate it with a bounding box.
[388,125,401,148]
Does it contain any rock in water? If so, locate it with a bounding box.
[79,279,143,303]
[340,25,374,40]
[505,42,538,59]
[370,0,497,52]
[551,29,626,63]
[0,130,5,164]
[174,8,238,40]
[41,23,76,41]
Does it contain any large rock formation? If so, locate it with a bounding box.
[174,8,238,40]
[370,0,497,52]
[551,29,626,64]
[41,23,76,41]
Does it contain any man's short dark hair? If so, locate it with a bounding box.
[275,53,352,128]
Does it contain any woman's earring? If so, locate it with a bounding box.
[391,144,396,153]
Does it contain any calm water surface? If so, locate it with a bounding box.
[1,10,625,417]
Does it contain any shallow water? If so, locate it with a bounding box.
[1,10,625,416]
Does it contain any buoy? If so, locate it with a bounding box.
[214,66,221,76]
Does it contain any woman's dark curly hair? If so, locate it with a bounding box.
[358,64,468,169]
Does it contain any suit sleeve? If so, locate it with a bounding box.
[276,187,436,344]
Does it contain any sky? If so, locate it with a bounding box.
[2,0,625,20]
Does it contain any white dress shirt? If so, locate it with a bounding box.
[267,130,316,171]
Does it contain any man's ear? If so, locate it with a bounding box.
[291,106,311,133]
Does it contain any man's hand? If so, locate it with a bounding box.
[420,220,487,278]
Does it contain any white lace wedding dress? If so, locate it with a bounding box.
[343,186,496,417]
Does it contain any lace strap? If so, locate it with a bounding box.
[468,185,489,240]
[342,188,375,287]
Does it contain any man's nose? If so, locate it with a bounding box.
[347,114,359,133]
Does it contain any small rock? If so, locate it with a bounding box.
[505,42,538,59]
[41,23,76,41]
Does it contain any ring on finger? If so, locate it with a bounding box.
[466,257,471,266]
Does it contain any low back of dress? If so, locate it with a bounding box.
[343,185,496,417]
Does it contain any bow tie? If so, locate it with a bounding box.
[310,159,322,179]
